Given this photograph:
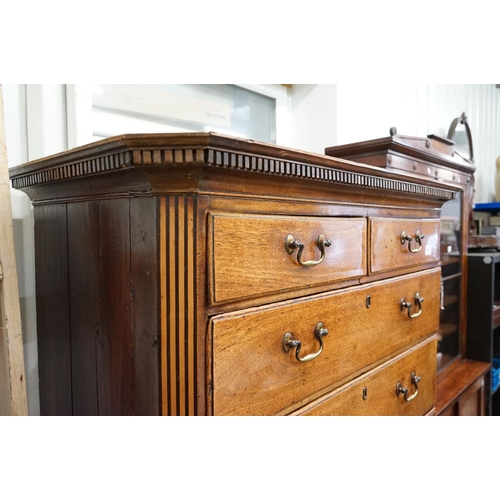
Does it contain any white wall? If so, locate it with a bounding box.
[290,84,337,154]
[291,84,500,204]
[337,83,500,205]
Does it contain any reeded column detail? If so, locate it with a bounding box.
[160,196,198,415]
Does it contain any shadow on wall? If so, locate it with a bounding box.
[11,188,39,416]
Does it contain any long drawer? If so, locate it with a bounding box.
[370,217,440,274]
[293,335,437,416]
[209,213,367,304]
[210,268,440,416]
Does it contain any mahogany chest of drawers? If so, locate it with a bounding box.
[9,133,456,415]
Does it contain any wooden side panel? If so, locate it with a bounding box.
[436,359,490,415]
[130,197,160,415]
[458,376,486,416]
[66,198,160,416]
[35,204,72,416]
[98,199,132,415]
[67,201,100,415]
[160,196,198,415]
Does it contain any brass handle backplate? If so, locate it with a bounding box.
[285,233,332,267]
[400,292,424,318]
[396,372,421,402]
[400,230,425,253]
[283,321,329,363]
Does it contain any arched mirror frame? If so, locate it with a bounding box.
[447,112,474,164]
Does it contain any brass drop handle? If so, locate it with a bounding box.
[400,292,424,318]
[283,321,329,363]
[400,230,425,253]
[285,234,332,267]
[396,372,421,402]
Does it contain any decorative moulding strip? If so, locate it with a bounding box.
[204,148,454,200]
[11,151,133,189]
[10,146,455,200]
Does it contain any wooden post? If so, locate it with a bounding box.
[0,84,28,416]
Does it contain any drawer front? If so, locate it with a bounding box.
[295,336,437,416]
[210,214,367,304]
[211,268,440,416]
[370,218,440,274]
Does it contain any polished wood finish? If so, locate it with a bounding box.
[35,198,160,415]
[210,214,367,304]
[160,195,201,416]
[211,269,440,415]
[435,359,489,415]
[369,218,440,274]
[294,335,437,416]
[66,201,100,415]
[9,132,456,415]
[327,132,479,416]
[325,134,475,186]
[34,204,72,416]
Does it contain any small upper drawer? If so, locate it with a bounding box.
[209,213,367,304]
[370,217,440,274]
[210,268,440,415]
[294,335,437,416]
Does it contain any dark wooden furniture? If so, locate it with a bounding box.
[434,359,488,415]
[326,129,490,416]
[466,252,500,415]
[10,132,455,415]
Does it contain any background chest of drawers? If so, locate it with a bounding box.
[326,128,491,415]
[10,133,456,415]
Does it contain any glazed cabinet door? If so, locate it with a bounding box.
[439,194,463,373]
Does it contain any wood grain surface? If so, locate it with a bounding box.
[211,268,440,415]
[0,85,27,415]
[9,132,457,416]
[370,217,440,273]
[210,214,366,304]
[295,335,437,416]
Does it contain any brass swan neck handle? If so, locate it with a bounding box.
[285,234,332,267]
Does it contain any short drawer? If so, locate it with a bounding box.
[370,217,440,274]
[210,268,440,416]
[209,213,367,304]
[294,335,437,416]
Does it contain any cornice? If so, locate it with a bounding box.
[325,135,476,176]
[9,133,456,202]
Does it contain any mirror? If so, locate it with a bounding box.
[447,112,474,163]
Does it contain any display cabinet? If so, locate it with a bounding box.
[466,252,500,415]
